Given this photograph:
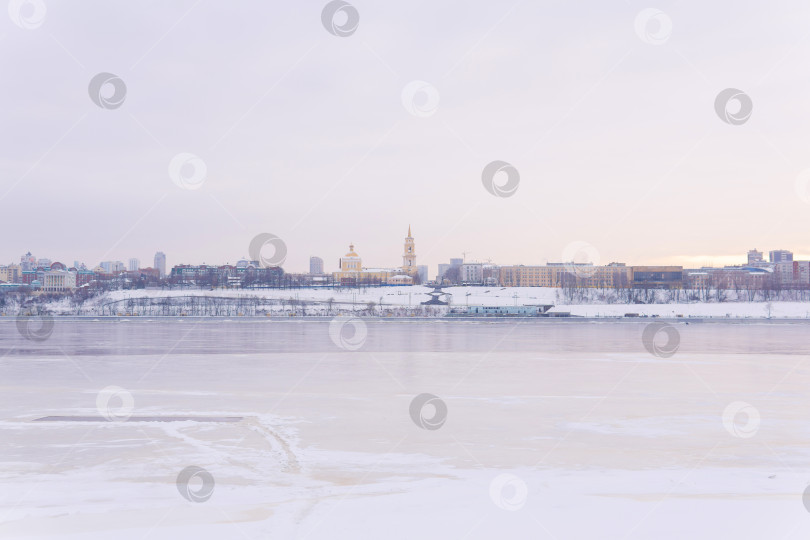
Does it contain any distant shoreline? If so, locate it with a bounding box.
[7,315,810,324]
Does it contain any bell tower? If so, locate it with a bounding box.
[402,225,416,275]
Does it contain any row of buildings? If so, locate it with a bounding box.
[164,228,424,289]
[4,238,810,293]
[0,261,164,293]
[18,251,167,276]
[1,251,168,292]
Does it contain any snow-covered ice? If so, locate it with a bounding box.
[2,319,810,539]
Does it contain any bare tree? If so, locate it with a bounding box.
[443,266,461,285]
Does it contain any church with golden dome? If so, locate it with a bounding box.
[339,244,362,273]
[333,227,417,286]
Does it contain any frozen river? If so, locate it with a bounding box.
[2,318,810,539]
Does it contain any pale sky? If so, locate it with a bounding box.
[3,1,810,275]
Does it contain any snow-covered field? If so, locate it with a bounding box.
[25,285,810,318]
[3,320,810,539]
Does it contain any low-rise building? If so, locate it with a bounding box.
[500,265,559,287]
[499,264,633,288]
[170,263,282,287]
[684,266,771,290]
[41,270,77,292]
[21,270,38,286]
[498,264,682,289]
[630,266,683,288]
[75,268,96,287]
[773,261,810,285]
[461,263,484,284]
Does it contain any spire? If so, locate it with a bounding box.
[408,224,411,237]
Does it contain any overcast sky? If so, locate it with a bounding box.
[3,1,810,274]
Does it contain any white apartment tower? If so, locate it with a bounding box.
[154,251,167,278]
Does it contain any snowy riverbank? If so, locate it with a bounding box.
[8,285,810,318]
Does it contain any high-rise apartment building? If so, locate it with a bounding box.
[769,250,793,263]
[100,261,125,274]
[417,265,428,284]
[154,252,166,278]
[20,252,35,271]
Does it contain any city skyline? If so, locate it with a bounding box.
[8,241,810,277]
[4,2,810,274]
